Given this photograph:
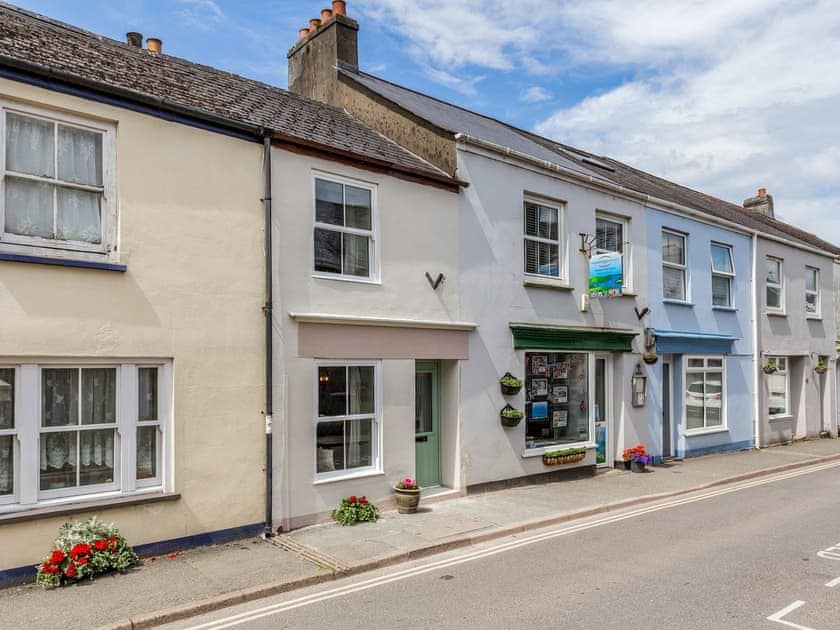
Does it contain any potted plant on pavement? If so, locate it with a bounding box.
[500,404,524,427]
[620,447,634,470]
[629,444,651,473]
[393,477,422,514]
[499,372,523,396]
[332,495,378,526]
[814,358,829,374]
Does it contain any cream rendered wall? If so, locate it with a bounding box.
[270,151,461,527]
[0,78,265,570]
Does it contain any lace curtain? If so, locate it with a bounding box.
[4,112,102,244]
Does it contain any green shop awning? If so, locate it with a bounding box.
[510,324,638,352]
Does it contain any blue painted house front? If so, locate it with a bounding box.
[644,209,754,459]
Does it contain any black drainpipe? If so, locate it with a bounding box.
[261,131,274,537]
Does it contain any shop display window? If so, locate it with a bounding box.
[525,352,589,449]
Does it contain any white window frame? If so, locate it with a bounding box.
[766,256,784,313]
[766,356,790,419]
[805,266,820,317]
[0,366,20,506]
[523,196,566,282]
[311,172,378,283]
[0,101,117,262]
[0,359,171,514]
[313,360,382,483]
[662,229,688,302]
[595,212,631,292]
[135,365,165,489]
[710,242,735,307]
[683,355,727,435]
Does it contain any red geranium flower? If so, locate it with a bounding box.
[349,495,357,503]
[76,556,88,566]
[107,536,117,543]
[360,496,368,504]
[93,540,108,551]
[109,542,118,551]
[49,549,65,564]
[70,543,91,559]
[65,563,76,578]
[41,563,58,575]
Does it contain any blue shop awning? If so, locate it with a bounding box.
[654,330,737,354]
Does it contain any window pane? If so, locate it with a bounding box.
[768,373,788,416]
[56,187,101,243]
[707,359,723,368]
[4,177,54,238]
[137,426,158,480]
[316,420,344,472]
[705,376,723,427]
[42,369,79,427]
[346,418,372,469]
[315,179,343,225]
[766,258,780,284]
[0,368,13,430]
[663,266,685,300]
[416,372,433,434]
[0,435,12,496]
[345,186,371,230]
[525,202,557,240]
[712,276,731,306]
[57,125,102,186]
[805,269,817,292]
[685,373,705,430]
[314,228,341,274]
[687,359,704,368]
[40,431,76,490]
[81,368,116,425]
[342,233,370,277]
[79,428,114,486]
[525,352,589,448]
[596,218,622,253]
[318,366,346,417]
[766,285,781,309]
[525,239,559,276]
[139,367,158,422]
[348,366,374,415]
[662,232,684,265]
[806,293,817,313]
[6,112,54,177]
[711,245,732,273]
[777,358,787,371]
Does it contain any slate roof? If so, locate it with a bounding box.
[0,2,453,184]
[342,69,840,256]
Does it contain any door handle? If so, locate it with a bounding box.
[415,435,428,442]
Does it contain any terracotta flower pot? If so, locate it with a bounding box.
[394,487,421,514]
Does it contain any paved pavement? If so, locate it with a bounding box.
[166,458,840,629]
[0,438,838,629]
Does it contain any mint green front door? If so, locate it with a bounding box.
[415,361,441,488]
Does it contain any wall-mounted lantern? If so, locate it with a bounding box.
[631,364,647,408]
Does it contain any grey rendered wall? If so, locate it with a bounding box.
[757,238,837,444]
[456,145,649,486]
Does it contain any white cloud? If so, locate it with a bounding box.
[177,0,225,31]
[519,86,552,104]
[357,0,840,239]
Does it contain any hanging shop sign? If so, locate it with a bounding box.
[589,251,623,297]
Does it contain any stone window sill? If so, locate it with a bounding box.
[0,492,180,525]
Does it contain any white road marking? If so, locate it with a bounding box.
[183,460,840,630]
[825,576,840,588]
[766,601,813,629]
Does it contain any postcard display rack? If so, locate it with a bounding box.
[525,352,589,449]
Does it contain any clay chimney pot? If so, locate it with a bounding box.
[758,187,767,196]
[309,18,321,33]
[146,37,162,54]
[126,32,143,48]
[321,8,333,22]
[299,27,309,40]
[332,0,347,16]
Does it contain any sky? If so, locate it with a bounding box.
[11,0,840,241]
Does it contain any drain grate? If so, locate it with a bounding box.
[270,535,350,572]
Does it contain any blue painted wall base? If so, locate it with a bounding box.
[0,522,262,589]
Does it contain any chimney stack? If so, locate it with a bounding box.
[146,37,162,54]
[288,2,359,106]
[743,188,774,218]
[126,31,143,48]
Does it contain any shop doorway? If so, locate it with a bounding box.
[594,355,611,467]
[415,360,441,487]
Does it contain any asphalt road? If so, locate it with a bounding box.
[167,462,840,629]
